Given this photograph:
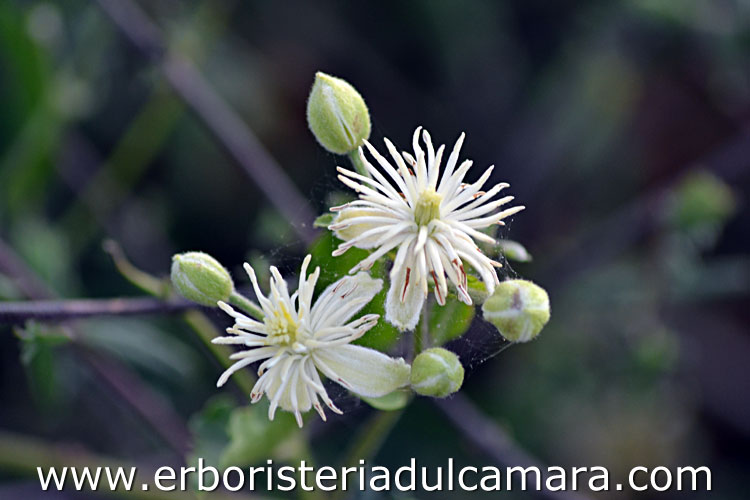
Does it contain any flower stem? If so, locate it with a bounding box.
[333,409,403,499]
[103,240,170,297]
[421,296,431,352]
[229,291,264,320]
[348,149,369,178]
[413,296,431,357]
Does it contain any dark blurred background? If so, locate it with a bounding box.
[1,1,748,499]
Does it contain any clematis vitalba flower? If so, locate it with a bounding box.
[330,127,524,331]
[214,255,410,427]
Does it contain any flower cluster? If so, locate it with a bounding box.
[172,73,549,426]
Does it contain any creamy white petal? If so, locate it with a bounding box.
[312,344,410,398]
[385,270,424,332]
[309,272,382,332]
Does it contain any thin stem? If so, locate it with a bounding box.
[0,297,197,324]
[413,295,431,357]
[413,322,421,357]
[229,290,264,320]
[103,240,169,297]
[333,410,403,500]
[421,295,431,352]
[348,149,369,178]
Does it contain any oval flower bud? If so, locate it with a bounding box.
[482,279,550,342]
[410,348,464,398]
[171,252,234,306]
[306,72,371,154]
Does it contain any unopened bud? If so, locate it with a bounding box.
[497,239,532,262]
[171,252,233,306]
[410,348,464,398]
[307,72,370,154]
[482,279,550,342]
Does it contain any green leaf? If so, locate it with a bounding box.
[10,216,75,296]
[429,300,475,346]
[0,2,59,215]
[187,395,235,469]
[360,390,410,411]
[220,402,299,467]
[355,286,401,351]
[497,239,532,262]
[308,230,369,290]
[313,212,335,228]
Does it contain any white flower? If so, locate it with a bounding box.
[329,127,524,331]
[213,255,410,427]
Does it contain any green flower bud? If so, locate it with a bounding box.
[410,348,464,398]
[497,239,532,262]
[306,71,371,154]
[482,279,550,342]
[171,252,233,306]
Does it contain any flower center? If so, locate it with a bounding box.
[267,322,297,346]
[265,305,301,347]
[414,189,442,226]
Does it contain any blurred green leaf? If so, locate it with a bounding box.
[633,329,679,380]
[497,239,532,262]
[0,1,49,151]
[0,103,62,213]
[10,215,75,295]
[667,170,736,241]
[220,402,299,467]
[80,318,199,382]
[428,299,475,346]
[14,321,71,409]
[188,395,235,469]
[0,273,24,300]
[255,207,296,247]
